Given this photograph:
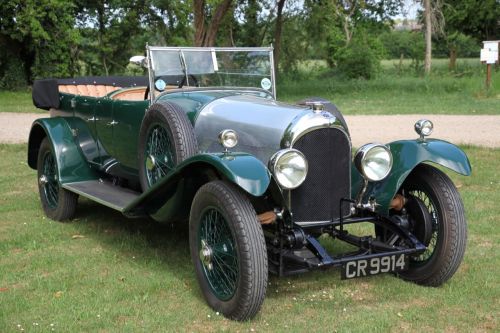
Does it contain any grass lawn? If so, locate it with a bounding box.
[278,59,500,115]
[0,59,499,115]
[0,91,43,114]
[0,144,498,332]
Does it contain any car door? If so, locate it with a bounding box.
[72,95,100,165]
[94,97,115,165]
[112,99,149,173]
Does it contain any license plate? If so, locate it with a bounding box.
[341,253,408,279]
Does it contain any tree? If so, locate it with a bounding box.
[0,0,80,87]
[442,0,500,70]
[421,0,444,75]
[329,0,401,46]
[76,0,148,75]
[273,0,286,67]
[193,0,234,46]
[145,0,192,46]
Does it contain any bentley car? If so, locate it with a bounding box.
[28,46,471,321]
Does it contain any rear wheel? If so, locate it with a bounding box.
[37,138,78,221]
[189,180,268,321]
[381,164,467,286]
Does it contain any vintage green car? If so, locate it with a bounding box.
[28,46,470,321]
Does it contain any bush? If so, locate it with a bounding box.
[0,57,27,90]
[334,35,385,79]
[380,30,425,74]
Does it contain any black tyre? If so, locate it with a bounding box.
[297,97,349,133]
[386,164,467,286]
[138,101,198,190]
[37,137,78,221]
[189,180,268,321]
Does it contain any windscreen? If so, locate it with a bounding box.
[149,48,274,95]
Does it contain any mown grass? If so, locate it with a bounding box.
[0,90,43,114]
[0,144,498,332]
[278,59,500,115]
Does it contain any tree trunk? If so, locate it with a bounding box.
[97,2,108,75]
[273,0,286,71]
[449,47,457,71]
[399,53,404,74]
[193,0,233,47]
[193,0,205,46]
[424,0,432,75]
[204,0,233,46]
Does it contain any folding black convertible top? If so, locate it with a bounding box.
[32,76,148,110]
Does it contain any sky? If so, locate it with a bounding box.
[396,0,421,19]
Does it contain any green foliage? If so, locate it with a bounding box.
[443,0,500,41]
[380,30,425,73]
[334,34,385,79]
[438,32,479,58]
[0,57,27,90]
[278,15,309,74]
[0,0,497,84]
[0,0,80,81]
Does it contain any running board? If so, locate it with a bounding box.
[63,180,141,212]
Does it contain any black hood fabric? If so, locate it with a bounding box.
[32,76,148,110]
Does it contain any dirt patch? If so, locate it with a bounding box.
[345,115,500,148]
[1,112,499,147]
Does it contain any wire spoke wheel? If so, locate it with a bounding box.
[407,190,439,264]
[189,181,267,321]
[199,208,239,300]
[41,150,59,208]
[379,164,467,286]
[36,138,78,221]
[138,101,198,191]
[145,124,175,186]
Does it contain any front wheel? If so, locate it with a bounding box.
[384,164,467,286]
[189,180,268,321]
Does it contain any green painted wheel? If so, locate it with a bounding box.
[190,180,267,321]
[40,149,59,209]
[37,138,78,221]
[144,124,175,186]
[138,101,198,191]
[198,207,239,301]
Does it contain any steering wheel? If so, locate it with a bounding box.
[178,74,199,88]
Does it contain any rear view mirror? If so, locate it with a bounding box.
[129,55,147,67]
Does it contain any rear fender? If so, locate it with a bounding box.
[27,118,97,184]
[352,139,471,215]
[124,153,271,221]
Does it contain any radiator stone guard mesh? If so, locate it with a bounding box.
[291,128,351,224]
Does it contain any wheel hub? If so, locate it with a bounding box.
[199,239,213,271]
[406,195,433,246]
[39,175,48,185]
[146,155,156,171]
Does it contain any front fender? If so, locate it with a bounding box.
[352,139,471,215]
[123,153,271,220]
[27,118,97,184]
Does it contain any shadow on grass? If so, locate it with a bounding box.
[66,197,357,303]
[68,198,206,298]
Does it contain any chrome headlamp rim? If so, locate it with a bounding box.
[354,143,393,182]
[269,148,308,190]
[218,129,238,149]
[414,119,434,139]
